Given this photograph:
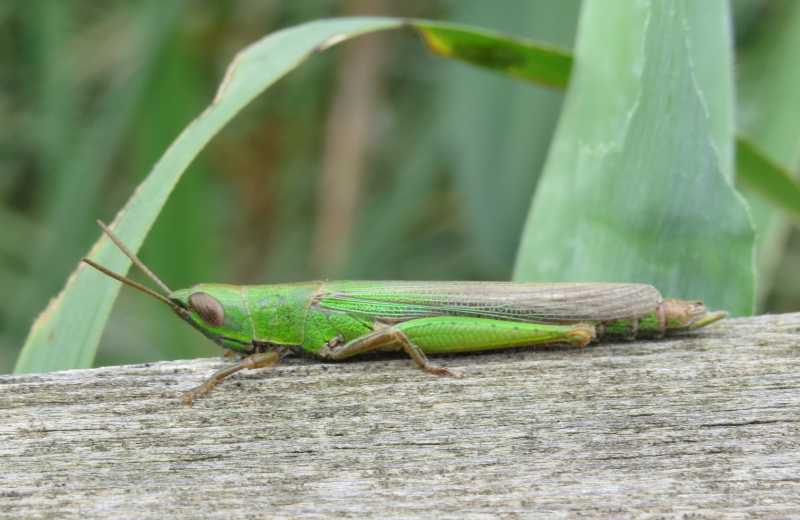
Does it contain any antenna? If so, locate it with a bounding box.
[81,258,179,310]
[94,220,172,295]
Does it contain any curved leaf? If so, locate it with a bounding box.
[415,21,571,88]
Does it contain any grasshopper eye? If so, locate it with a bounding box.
[188,292,225,327]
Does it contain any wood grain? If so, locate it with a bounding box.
[1,313,799,518]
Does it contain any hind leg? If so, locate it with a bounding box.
[320,317,595,376]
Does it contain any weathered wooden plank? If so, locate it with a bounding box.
[1,313,799,519]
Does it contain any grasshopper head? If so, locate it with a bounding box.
[169,285,254,353]
[82,221,257,354]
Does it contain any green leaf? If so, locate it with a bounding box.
[736,0,800,304]
[424,16,800,232]
[736,138,800,223]
[421,14,800,231]
[513,1,755,315]
[414,21,571,88]
[14,17,579,373]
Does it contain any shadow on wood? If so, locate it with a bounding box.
[1,313,799,518]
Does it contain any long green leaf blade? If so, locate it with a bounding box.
[736,0,800,305]
[513,1,755,315]
[420,17,799,228]
[414,21,571,88]
[419,17,800,228]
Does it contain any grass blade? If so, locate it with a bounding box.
[736,0,800,305]
[513,1,755,315]
[736,138,800,223]
[415,21,571,88]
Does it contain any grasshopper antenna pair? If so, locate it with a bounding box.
[82,221,176,309]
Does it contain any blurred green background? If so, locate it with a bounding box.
[1,0,798,373]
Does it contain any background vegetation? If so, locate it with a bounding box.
[2,1,798,373]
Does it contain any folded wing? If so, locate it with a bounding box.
[317,281,662,323]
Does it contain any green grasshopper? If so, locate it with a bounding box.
[83,221,727,404]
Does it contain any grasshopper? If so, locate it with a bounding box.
[83,221,727,404]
